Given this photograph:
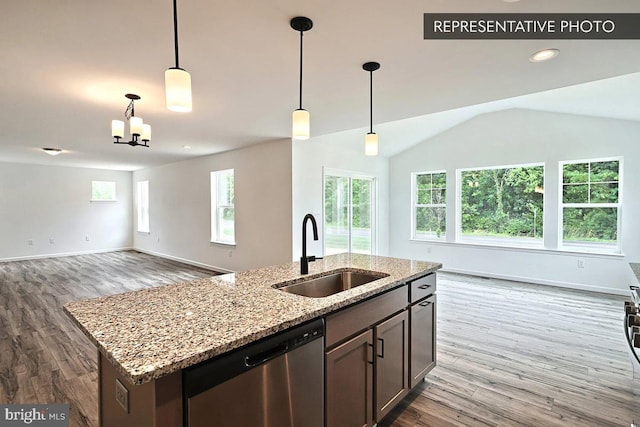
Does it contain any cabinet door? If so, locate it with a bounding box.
[410,295,436,388]
[326,329,374,427]
[374,310,409,422]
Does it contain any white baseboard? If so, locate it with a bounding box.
[134,248,233,274]
[0,247,134,263]
[442,267,628,296]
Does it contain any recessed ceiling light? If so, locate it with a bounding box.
[529,48,560,62]
[42,148,63,156]
[183,145,191,149]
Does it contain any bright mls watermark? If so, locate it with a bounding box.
[0,405,69,427]
[424,14,640,39]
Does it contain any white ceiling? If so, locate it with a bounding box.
[2,0,639,170]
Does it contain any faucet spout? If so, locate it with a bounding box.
[301,214,319,274]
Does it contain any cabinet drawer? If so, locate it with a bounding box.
[326,286,407,348]
[409,273,436,304]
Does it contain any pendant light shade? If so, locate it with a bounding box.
[292,109,310,140]
[165,67,192,112]
[365,133,378,156]
[290,17,313,140]
[165,0,192,112]
[363,62,380,156]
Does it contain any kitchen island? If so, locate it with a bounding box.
[64,253,441,426]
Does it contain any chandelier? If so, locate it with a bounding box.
[111,94,151,148]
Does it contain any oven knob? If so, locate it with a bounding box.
[628,314,640,327]
[626,304,638,314]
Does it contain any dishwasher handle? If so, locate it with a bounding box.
[244,343,289,367]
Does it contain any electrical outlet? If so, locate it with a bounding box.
[426,247,432,254]
[115,379,129,413]
[27,239,33,246]
[577,259,585,269]
[228,250,233,258]
[49,238,55,244]
[156,236,160,243]
[85,235,90,241]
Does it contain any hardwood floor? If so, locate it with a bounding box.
[0,251,215,427]
[382,273,640,427]
[1,252,639,426]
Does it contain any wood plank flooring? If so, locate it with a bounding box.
[381,273,640,427]
[1,252,639,426]
[0,251,215,427]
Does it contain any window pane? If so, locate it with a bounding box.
[352,179,372,254]
[219,207,235,243]
[416,174,432,204]
[324,176,350,255]
[460,166,543,241]
[217,172,234,205]
[590,161,619,183]
[91,181,116,201]
[563,184,588,204]
[563,163,588,184]
[590,182,618,203]
[415,207,445,239]
[563,207,617,246]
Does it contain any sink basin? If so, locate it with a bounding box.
[276,270,388,298]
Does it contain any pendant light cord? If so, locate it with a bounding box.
[369,70,373,133]
[298,31,304,110]
[173,0,180,68]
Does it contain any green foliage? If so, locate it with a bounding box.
[461,166,544,239]
[415,172,446,237]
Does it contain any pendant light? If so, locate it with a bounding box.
[165,0,192,112]
[290,17,313,140]
[111,94,151,147]
[363,62,380,156]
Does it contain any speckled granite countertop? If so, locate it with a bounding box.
[64,253,440,385]
[630,263,640,284]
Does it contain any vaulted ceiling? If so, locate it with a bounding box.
[2,0,639,170]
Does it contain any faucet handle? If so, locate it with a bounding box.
[308,256,323,262]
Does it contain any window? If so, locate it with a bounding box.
[91,181,116,201]
[211,169,235,245]
[560,158,621,252]
[324,170,376,255]
[412,171,446,240]
[458,163,544,245]
[137,181,149,233]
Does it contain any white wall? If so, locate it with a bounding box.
[0,162,132,260]
[133,139,292,272]
[389,109,640,294]
[292,134,389,261]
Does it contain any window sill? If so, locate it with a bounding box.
[409,239,625,258]
[210,241,236,247]
[90,199,117,202]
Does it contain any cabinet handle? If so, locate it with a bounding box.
[377,338,385,359]
[367,343,374,365]
[419,301,431,307]
[418,284,430,290]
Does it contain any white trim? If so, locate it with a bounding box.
[0,247,134,263]
[322,167,377,256]
[408,238,625,258]
[456,162,545,245]
[558,156,622,254]
[410,170,447,242]
[442,267,629,296]
[134,248,233,274]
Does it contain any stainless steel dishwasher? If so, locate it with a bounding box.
[183,318,324,427]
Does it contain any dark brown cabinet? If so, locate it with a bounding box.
[374,310,409,421]
[326,329,373,427]
[409,294,436,388]
[325,273,437,427]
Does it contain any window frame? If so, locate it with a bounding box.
[456,162,545,248]
[210,169,235,246]
[136,180,150,233]
[322,167,377,256]
[558,157,622,254]
[411,170,447,241]
[90,180,116,202]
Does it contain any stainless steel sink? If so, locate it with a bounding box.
[276,270,388,298]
